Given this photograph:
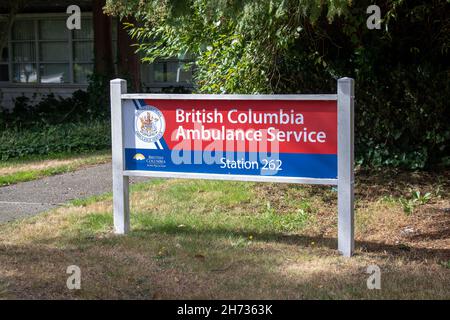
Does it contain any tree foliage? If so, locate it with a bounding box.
[104,0,450,169]
[105,0,350,93]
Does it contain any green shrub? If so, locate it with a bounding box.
[0,121,111,160]
[0,73,110,130]
[0,73,111,160]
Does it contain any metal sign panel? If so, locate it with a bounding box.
[122,98,338,182]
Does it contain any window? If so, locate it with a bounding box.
[11,20,37,83]
[4,15,192,88]
[0,21,9,82]
[39,19,69,83]
[72,18,94,83]
[142,57,193,88]
[9,16,94,84]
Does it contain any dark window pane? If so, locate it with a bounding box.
[12,20,35,41]
[73,19,93,39]
[153,61,192,83]
[13,42,36,63]
[1,47,8,63]
[13,63,37,83]
[74,63,93,84]
[40,64,70,83]
[40,42,69,62]
[168,61,192,83]
[73,41,93,62]
[154,62,166,82]
[0,64,9,81]
[39,20,67,40]
[0,22,5,45]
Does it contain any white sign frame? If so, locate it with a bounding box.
[110,78,355,256]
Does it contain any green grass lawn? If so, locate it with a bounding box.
[0,171,448,299]
[0,151,111,186]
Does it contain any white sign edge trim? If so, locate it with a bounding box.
[121,94,338,101]
[123,170,338,185]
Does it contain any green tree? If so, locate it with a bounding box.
[104,0,350,93]
[104,0,450,169]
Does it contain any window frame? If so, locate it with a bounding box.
[0,12,93,87]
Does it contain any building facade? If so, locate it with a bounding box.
[0,0,192,109]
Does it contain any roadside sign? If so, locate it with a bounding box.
[111,78,355,256]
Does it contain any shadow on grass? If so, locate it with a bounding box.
[128,223,450,262]
[1,230,449,299]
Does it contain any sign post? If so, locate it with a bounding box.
[337,78,355,257]
[110,79,130,234]
[110,78,355,256]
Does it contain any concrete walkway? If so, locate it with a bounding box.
[0,163,149,223]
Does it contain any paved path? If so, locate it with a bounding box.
[0,163,149,223]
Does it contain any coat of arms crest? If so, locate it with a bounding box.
[134,105,165,143]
